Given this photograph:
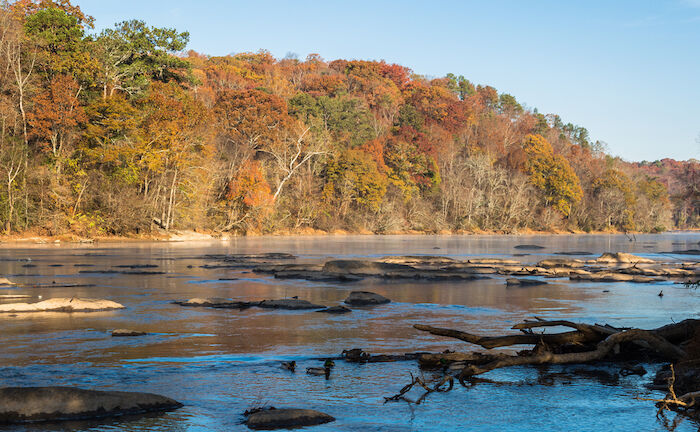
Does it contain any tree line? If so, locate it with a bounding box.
[0,0,697,237]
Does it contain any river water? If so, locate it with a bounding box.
[0,233,699,431]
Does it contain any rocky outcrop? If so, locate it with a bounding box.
[174,298,325,311]
[594,252,655,264]
[0,386,181,424]
[245,408,335,430]
[537,258,585,268]
[344,291,390,306]
[258,299,324,310]
[0,298,124,313]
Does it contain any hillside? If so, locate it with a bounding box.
[0,0,697,237]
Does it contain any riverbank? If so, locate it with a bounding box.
[1,227,697,245]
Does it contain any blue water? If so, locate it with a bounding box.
[0,233,698,431]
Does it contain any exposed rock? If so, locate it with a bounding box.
[0,278,15,285]
[0,298,124,313]
[514,244,546,250]
[344,291,390,306]
[322,260,412,275]
[258,299,325,310]
[594,252,655,264]
[173,298,254,309]
[506,278,548,286]
[316,305,352,314]
[537,258,585,268]
[0,386,182,424]
[245,408,335,430]
[379,255,456,266]
[111,329,147,337]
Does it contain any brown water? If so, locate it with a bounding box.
[0,233,699,431]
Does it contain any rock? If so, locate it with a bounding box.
[0,298,124,313]
[594,252,655,264]
[322,260,411,275]
[174,297,234,307]
[0,278,15,286]
[344,291,390,306]
[537,258,585,268]
[258,299,324,310]
[316,305,351,314]
[514,244,546,250]
[555,251,594,256]
[378,255,457,267]
[111,329,147,337]
[506,278,548,286]
[245,408,335,430]
[0,386,182,424]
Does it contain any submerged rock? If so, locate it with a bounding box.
[0,386,182,424]
[0,298,124,313]
[514,244,546,250]
[111,329,147,337]
[344,291,390,306]
[245,408,335,430]
[316,305,352,314]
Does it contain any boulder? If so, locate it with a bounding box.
[111,329,147,337]
[594,252,655,264]
[0,386,182,424]
[344,291,390,306]
[0,298,124,313]
[245,408,335,430]
[258,299,324,310]
[316,305,352,314]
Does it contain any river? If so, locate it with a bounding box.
[1,233,699,431]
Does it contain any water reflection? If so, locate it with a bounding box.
[0,233,698,431]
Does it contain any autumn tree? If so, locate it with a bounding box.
[521,134,582,217]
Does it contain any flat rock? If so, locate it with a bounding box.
[594,252,655,264]
[246,408,335,430]
[537,258,585,268]
[0,298,124,313]
[316,305,351,314]
[322,260,412,275]
[258,299,324,310]
[111,329,147,337]
[344,291,390,306]
[0,386,182,424]
[514,244,546,250]
[506,278,548,286]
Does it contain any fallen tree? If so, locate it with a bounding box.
[385,318,700,423]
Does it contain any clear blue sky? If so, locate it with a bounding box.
[78,0,700,162]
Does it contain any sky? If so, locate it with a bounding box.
[77,0,700,162]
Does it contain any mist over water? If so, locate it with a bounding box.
[0,233,699,431]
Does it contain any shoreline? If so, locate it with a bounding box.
[0,228,698,246]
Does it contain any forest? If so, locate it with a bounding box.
[0,0,697,238]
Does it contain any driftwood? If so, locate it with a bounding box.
[386,318,700,415]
